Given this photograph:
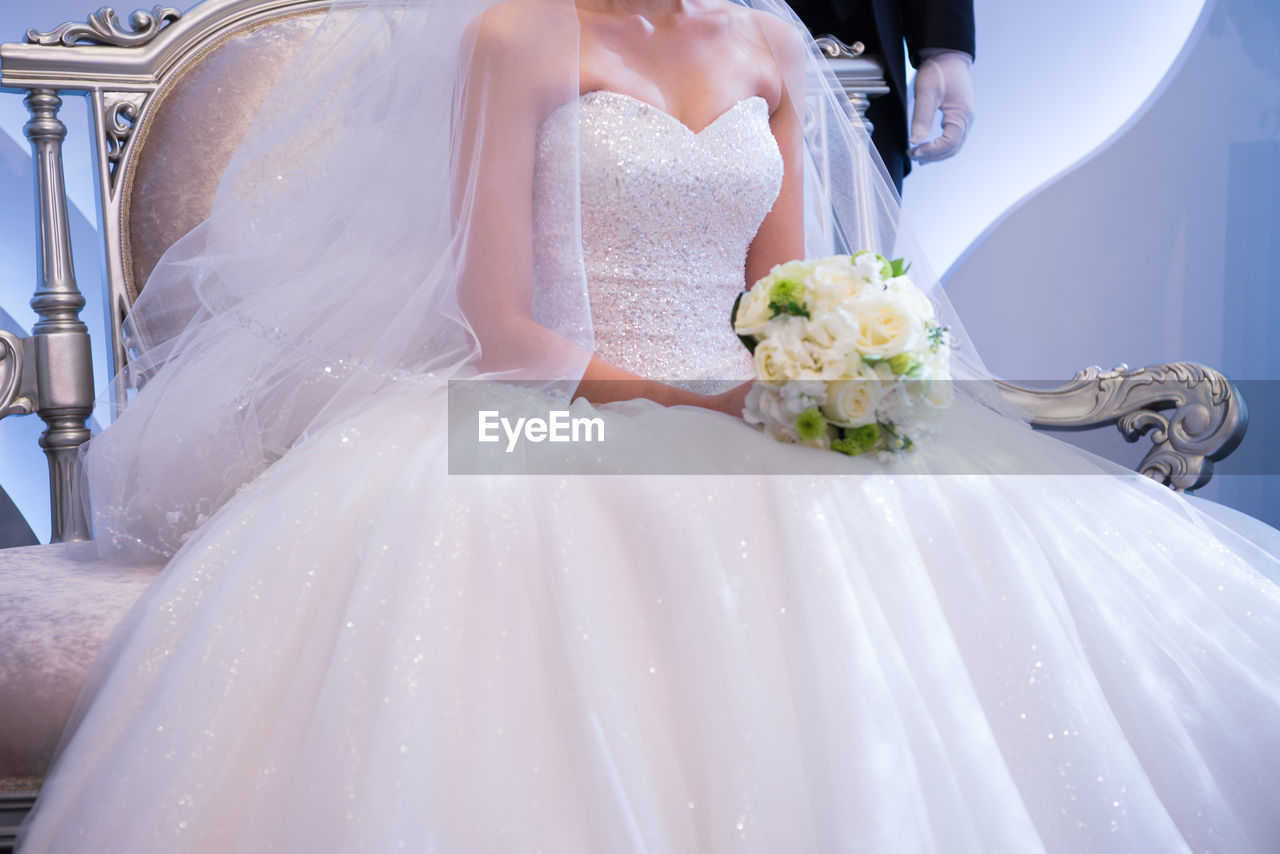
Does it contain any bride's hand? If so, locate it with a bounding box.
[707,380,754,419]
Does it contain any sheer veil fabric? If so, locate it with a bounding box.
[81,0,1005,559]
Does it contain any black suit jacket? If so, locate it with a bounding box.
[787,0,974,191]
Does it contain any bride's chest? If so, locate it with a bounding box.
[533,90,784,259]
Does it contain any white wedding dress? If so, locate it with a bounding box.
[18,89,1280,853]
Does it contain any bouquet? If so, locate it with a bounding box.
[730,252,953,457]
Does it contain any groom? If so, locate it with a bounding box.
[787,0,975,193]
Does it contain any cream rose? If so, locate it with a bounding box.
[821,365,884,427]
[733,283,775,336]
[753,320,812,381]
[886,277,937,321]
[851,293,921,358]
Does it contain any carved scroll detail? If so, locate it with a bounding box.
[995,362,1248,492]
[814,35,866,59]
[26,6,182,48]
[102,92,146,189]
[0,332,35,419]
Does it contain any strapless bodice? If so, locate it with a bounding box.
[533,90,783,383]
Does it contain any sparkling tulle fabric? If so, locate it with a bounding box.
[18,94,1280,854]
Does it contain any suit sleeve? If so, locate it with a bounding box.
[900,0,975,66]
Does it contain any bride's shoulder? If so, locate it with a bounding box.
[469,0,577,52]
[464,0,579,107]
[721,5,808,112]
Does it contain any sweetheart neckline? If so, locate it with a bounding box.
[562,90,767,136]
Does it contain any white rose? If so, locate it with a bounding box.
[851,293,921,358]
[886,276,937,321]
[754,340,791,382]
[821,365,884,427]
[733,283,775,336]
[753,319,812,381]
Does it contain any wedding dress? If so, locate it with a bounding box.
[17,75,1280,853]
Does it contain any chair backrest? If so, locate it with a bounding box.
[2,0,340,380]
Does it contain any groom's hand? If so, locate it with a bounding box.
[908,48,975,163]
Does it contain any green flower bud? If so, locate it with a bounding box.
[768,278,809,318]
[831,423,881,456]
[796,407,828,441]
[889,353,918,375]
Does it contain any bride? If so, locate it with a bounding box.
[17,0,1280,851]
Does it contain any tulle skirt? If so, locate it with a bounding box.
[18,380,1280,853]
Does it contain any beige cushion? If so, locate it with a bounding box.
[0,544,161,780]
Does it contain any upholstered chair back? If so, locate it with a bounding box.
[122,13,326,303]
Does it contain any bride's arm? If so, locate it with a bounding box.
[455,5,748,415]
[744,11,808,290]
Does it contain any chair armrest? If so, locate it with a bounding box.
[994,362,1248,491]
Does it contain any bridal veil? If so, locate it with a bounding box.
[81,0,1004,557]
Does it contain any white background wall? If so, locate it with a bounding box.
[1,0,1277,539]
[906,0,1279,524]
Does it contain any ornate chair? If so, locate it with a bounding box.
[0,2,350,845]
[0,5,1250,848]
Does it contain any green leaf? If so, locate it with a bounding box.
[732,290,757,353]
[926,323,949,351]
[771,300,811,320]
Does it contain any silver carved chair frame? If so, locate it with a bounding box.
[0,3,1254,846]
[0,1,345,546]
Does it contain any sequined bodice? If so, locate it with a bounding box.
[533,90,783,382]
